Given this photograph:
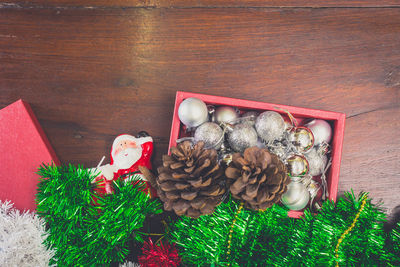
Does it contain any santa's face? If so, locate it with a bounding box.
[113,139,142,170]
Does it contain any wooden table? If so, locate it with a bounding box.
[0,1,399,214]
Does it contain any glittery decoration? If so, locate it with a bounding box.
[138,238,181,267]
[227,123,258,152]
[287,154,309,177]
[305,148,328,176]
[226,202,244,266]
[334,195,368,267]
[194,122,224,149]
[255,111,286,143]
[290,127,314,153]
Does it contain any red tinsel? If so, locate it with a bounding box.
[138,238,181,267]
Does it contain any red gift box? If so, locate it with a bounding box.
[168,91,345,218]
[0,100,60,211]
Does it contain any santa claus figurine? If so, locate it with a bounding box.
[91,132,155,196]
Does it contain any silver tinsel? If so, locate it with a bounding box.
[228,123,258,152]
[194,122,224,149]
[255,111,286,143]
[0,200,54,266]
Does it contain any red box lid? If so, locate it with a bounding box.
[0,100,60,211]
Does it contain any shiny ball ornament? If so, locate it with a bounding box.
[228,123,258,152]
[240,111,258,126]
[255,111,286,143]
[214,106,239,124]
[289,127,314,153]
[281,180,310,211]
[304,119,332,145]
[194,122,224,149]
[305,148,328,176]
[178,97,208,128]
[287,154,309,177]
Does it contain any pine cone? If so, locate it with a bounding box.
[157,141,226,218]
[225,147,290,211]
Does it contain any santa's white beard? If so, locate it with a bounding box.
[113,147,142,170]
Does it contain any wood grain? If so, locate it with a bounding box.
[0,6,399,213]
[5,1,400,8]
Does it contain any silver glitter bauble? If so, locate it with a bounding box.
[214,106,239,124]
[287,154,309,177]
[255,111,286,143]
[194,122,224,149]
[228,123,258,152]
[304,119,332,145]
[289,127,314,153]
[304,148,328,176]
[281,179,310,211]
[178,97,209,128]
[240,111,258,126]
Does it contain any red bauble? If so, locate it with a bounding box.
[138,239,181,267]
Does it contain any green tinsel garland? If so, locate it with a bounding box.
[167,192,400,266]
[36,164,162,266]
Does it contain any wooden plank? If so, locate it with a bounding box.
[0,7,399,212]
[3,0,400,8]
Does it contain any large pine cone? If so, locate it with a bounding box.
[225,147,290,211]
[157,141,226,218]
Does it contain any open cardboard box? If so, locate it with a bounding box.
[168,91,345,218]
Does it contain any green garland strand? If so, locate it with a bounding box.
[167,197,291,266]
[168,192,400,266]
[36,164,162,266]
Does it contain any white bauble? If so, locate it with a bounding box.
[178,97,208,128]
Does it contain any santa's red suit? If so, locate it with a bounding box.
[92,134,156,198]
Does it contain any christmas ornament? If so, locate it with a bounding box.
[255,111,286,143]
[227,123,258,152]
[138,239,181,267]
[194,122,224,149]
[157,141,226,218]
[36,164,162,266]
[225,147,290,210]
[178,97,208,128]
[304,119,332,145]
[90,133,155,196]
[0,200,54,267]
[287,154,309,177]
[240,111,258,126]
[305,148,328,176]
[280,179,310,211]
[214,106,239,124]
[289,126,314,153]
